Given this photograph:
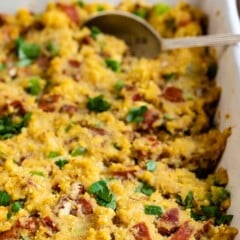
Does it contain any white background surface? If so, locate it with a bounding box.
[0,0,240,235]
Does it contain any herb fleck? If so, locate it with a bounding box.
[144,205,163,216]
[89,180,116,210]
[126,106,148,123]
[55,159,69,169]
[87,95,111,113]
[146,160,157,172]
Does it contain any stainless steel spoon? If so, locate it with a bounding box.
[84,10,240,58]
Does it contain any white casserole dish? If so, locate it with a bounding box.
[0,0,240,235]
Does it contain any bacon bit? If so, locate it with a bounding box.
[57,3,80,24]
[0,227,19,240]
[0,104,8,117]
[52,184,61,193]
[32,21,45,31]
[157,208,179,236]
[158,226,179,236]
[36,56,50,70]
[59,104,78,116]
[194,221,212,240]
[125,85,135,91]
[41,216,58,233]
[132,93,142,101]
[10,100,26,115]
[62,60,82,81]
[142,110,159,129]
[162,87,183,102]
[147,136,161,148]
[178,19,191,27]
[147,136,157,142]
[160,208,179,225]
[78,198,93,215]
[69,183,85,200]
[82,36,94,45]
[110,233,115,240]
[64,137,79,145]
[0,100,25,117]
[158,227,170,236]
[38,94,62,112]
[77,184,85,195]
[89,127,107,136]
[171,222,193,240]
[1,26,12,42]
[55,196,72,216]
[178,15,192,27]
[113,170,136,179]
[17,216,39,234]
[132,222,151,240]
[0,14,6,26]
[18,154,31,165]
[68,59,81,68]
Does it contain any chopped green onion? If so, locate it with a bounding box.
[162,73,177,81]
[190,210,206,221]
[215,214,233,226]
[46,41,59,57]
[97,5,104,12]
[17,59,32,67]
[27,77,42,96]
[176,191,194,209]
[206,62,218,79]
[126,106,148,123]
[144,205,163,216]
[163,114,174,121]
[185,191,194,209]
[89,180,116,210]
[154,3,170,15]
[55,159,69,169]
[16,37,41,67]
[0,191,11,206]
[217,188,230,201]
[114,80,125,91]
[47,151,60,158]
[208,187,230,206]
[87,95,111,113]
[165,18,175,29]
[11,201,22,213]
[201,205,220,219]
[105,59,120,72]
[75,0,85,7]
[70,147,87,156]
[0,63,6,71]
[0,112,31,140]
[146,160,157,172]
[136,182,155,196]
[89,180,107,194]
[90,26,101,40]
[65,122,74,132]
[7,212,12,219]
[194,168,208,179]
[34,13,42,20]
[133,8,147,19]
[191,205,233,225]
[113,142,121,150]
[30,170,44,177]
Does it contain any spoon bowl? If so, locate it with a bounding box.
[85,11,161,58]
[84,11,240,58]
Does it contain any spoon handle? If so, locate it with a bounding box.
[162,33,240,50]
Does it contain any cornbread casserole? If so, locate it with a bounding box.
[0,1,238,239]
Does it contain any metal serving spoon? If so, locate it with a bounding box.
[84,11,240,58]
